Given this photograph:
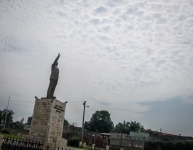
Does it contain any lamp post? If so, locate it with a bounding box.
[4,96,10,129]
[64,101,68,114]
[63,101,68,127]
[64,101,68,109]
[81,101,89,143]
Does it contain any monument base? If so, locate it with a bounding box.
[56,137,67,148]
[25,98,67,149]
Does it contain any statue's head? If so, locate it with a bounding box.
[56,62,58,66]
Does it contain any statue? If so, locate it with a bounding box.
[47,53,60,99]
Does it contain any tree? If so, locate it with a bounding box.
[112,120,130,134]
[11,121,23,130]
[129,121,144,132]
[63,119,69,126]
[84,110,114,133]
[70,122,77,127]
[0,110,2,129]
[1,109,14,128]
[20,118,24,124]
[113,121,144,134]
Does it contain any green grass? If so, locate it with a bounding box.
[0,128,29,140]
[67,145,93,150]
[8,129,29,135]
[0,133,21,139]
[82,147,93,150]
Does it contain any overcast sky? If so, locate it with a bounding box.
[0,0,193,136]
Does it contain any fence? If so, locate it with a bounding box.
[109,140,143,150]
[62,132,145,150]
[1,137,43,150]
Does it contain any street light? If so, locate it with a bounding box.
[63,101,68,127]
[81,101,89,143]
[63,101,68,110]
[4,97,11,129]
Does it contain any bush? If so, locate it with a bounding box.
[1,129,10,134]
[83,147,93,150]
[1,133,21,139]
[145,141,193,150]
[67,136,80,148]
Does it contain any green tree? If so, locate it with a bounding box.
[84,110,114,133]
[0,110,2,129]
[63,119,69,126]
[20,118,24,124]
[112,120,130,134]
[1,109,14,128]
[70,122,77,127]
[113,121,144,134]
[11,121,23,130]
[129,121,144,132]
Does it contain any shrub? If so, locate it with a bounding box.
[1,134,21,139]
[83,147,93,150]
[67,136,80,148]
[165,141,175,150]
[1,129,10,134]
[145,141,193,150]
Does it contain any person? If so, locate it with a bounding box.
[47,53,60,98]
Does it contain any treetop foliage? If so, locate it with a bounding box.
[84,110,145,134]
[85,110,114,133]
[0,109,14,129]
[63,119,69,126]
[112,120,144,134]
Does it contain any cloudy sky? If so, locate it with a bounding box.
[0,0,193,136]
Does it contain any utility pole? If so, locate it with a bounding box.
[4,96,10,128]
[81,101,86,143]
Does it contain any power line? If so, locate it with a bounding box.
[68,101,84,103]
[0,98,84,104]
[0,99,34,103]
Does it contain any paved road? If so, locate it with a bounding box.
[54,146,83,150]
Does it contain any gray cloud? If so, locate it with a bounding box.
[93,6,108,14]
[89,18,100,25]
[127,6,138,15]
[98,35,109,42]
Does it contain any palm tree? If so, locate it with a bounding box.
[113,121,144,134]
[129,121,144,132]
[112,120,130,134]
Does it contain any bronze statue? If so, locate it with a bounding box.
[47,53,60,98]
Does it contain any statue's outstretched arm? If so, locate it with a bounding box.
[53,53,60,65]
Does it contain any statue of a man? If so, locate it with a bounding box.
[47,53,60,98]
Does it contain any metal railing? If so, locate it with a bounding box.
[1,137,43,150]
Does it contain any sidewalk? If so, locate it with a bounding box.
[64,146,83,150]
[54,147,82,150]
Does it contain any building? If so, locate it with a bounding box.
[27,117,32,125]
[24,125,31,130]
[62,125,99,139]
[63,125,82,134]
[148,131,193,141]
[110,133,131,147]
[159,132,193,141]
[130,132,149,141]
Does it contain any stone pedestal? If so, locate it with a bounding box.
[27,98,66,148]
[92,144,95,150]
[43,141,54,150]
